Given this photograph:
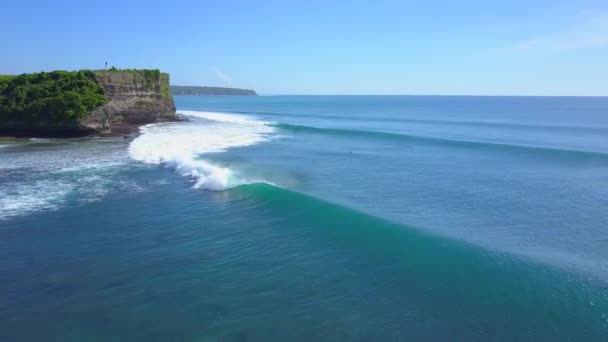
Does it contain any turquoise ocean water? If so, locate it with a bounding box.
[1,96,608,341]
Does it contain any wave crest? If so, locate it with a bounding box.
[273,122,608,160]
[128,111,275,190]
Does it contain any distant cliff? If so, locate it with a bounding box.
[171,85,257,96]
[0,69,177,137]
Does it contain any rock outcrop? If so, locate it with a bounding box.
[84,71,177,134]
[0,69,177,137]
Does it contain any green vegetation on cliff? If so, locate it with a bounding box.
[171,85,257,96]
[0,70,107,122]
[0,69,175,126]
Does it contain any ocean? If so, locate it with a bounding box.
[1,95,607,341]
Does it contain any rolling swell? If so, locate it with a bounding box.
[205,108,608,134]
[273,122,608,160]
[234,182,608,340]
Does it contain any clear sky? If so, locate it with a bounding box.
[2,0,607,95]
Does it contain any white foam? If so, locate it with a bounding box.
[0,179,74,219]
[0,139,134,220]
[0,170,148,220]
[29,138,53,143]
[178,110,271,126]
[128,110,276,190]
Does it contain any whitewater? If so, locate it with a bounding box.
[128,111,277,190]
[0,110,274,220]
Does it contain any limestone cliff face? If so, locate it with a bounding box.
[83,71,177,133]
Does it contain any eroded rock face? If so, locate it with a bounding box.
[0,70,177,138]
[83,71,177,133]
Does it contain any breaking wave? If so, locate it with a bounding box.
[128,111,276,190]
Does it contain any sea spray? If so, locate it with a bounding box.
[128,111,276,190]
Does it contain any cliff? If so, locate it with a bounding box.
[0,69,177,137]
[171,85,257,96]
[83,70,176,134]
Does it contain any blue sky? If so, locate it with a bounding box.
[2,0,607,95]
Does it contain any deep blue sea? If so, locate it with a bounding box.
[1,96,608,341]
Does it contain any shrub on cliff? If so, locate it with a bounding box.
[0,70,107,123]
[101,68,171,98]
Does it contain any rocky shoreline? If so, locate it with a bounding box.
[0,117,189,139]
